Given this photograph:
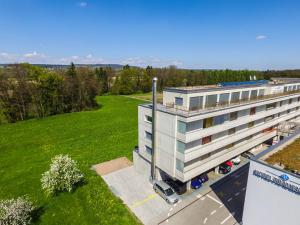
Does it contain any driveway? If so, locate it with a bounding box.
[102,166,172,225]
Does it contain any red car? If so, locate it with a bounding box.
[225,161,233,167]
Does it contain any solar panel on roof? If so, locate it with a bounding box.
[219,80,268,87]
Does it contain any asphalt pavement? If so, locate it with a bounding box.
[159,164,249,225]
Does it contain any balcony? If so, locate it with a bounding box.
[162,89,300,117]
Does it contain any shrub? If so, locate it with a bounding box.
[0,197,35,225]
[41,154,84,196]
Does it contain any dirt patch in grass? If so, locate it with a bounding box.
[93,157,133,176]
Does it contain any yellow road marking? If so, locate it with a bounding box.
[131,194,157,208]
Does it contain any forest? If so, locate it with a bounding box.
[1,63,300,123]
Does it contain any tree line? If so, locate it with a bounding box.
[0,63,104,123]
[1,62,300,123]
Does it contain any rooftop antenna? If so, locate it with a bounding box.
[151,77,157,181]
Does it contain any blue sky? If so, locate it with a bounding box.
[0,0,300,69]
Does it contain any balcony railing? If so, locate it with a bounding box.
[163,89,300,116]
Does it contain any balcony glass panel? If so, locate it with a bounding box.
[177,121,186,134]
[189,96,203,110]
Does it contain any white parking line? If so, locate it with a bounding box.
[167,212,170,217]
[207,194,222,205]
[170,208,173,212]
[220,212,235,224]
[174,203,177,207]
[166,219,169,223]
[201,197,206,201]
[203,217,208,224]
[210,210,217,215]
[227,197,232,202]
[197,194,202,198]
[235,192,240,197]
[219,204,224,208]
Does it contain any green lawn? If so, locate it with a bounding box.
[0,95,144,225]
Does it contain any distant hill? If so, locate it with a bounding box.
[0,63,126,70]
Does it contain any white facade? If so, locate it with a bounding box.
[243,155,300,225]
[135,81,300,183]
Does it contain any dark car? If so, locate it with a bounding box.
[219,164,231,174]
[165,179,187,195]
[242,151,255,159]
[198,173,209,183]
[191,178,202,189]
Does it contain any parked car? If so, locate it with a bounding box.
[165,179,187,195]
[225,161,233,167]
[191,177,202,189]
[219,164,231,174]
[153,181,179,204]
[198,173,209,183]
[242,151,255,159]
[231,156,241,165]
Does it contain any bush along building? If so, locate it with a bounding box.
[133,78,300,189]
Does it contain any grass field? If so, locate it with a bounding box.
[0,96,144,225]
[126,92,163,103]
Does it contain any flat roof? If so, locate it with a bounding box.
[254,130,300,175]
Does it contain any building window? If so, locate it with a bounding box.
[189,96,203,110]
[177,121,186,134]
[241,91,249,100]
[250,90,258,99]
[219,93,230,105]
[228,128,236,135]
[265,115,274,122]
[213,114,227,125]
[175,97,183,106]
[203,117,213,128]
[230,111,238,121]
[205,94,218,107]
[145,115,152,123]
[266,103,276,110]
[258,89,265,97]
[250,107,256,115]
[248,121,254,128]
[231,92,240,103]
[202,135,212,145]
[176,159,184,172]
[145,131,152,140]
[145,145,152,155]
[177,140,185,153]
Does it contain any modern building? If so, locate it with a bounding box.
[243,130,300,225]
[134,79,300,188]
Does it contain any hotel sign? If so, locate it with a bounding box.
[253,169,300,195]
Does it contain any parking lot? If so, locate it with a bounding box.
[99,155,250,225]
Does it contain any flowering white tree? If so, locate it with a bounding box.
[0,197,35,225]
[41,154,84,196]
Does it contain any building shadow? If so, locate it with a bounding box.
[210,163,250,223]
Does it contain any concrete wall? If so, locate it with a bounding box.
[243,161,300,225]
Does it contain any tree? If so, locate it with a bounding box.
[0,196,35,225]
[41,154,84,196]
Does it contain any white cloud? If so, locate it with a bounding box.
[71,55,79,60]
[256,35,267,40]
[121,56,183,67]
[78,2,88,7]
[0,52,183,67]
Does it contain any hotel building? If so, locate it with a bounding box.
[134,79,300,187]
